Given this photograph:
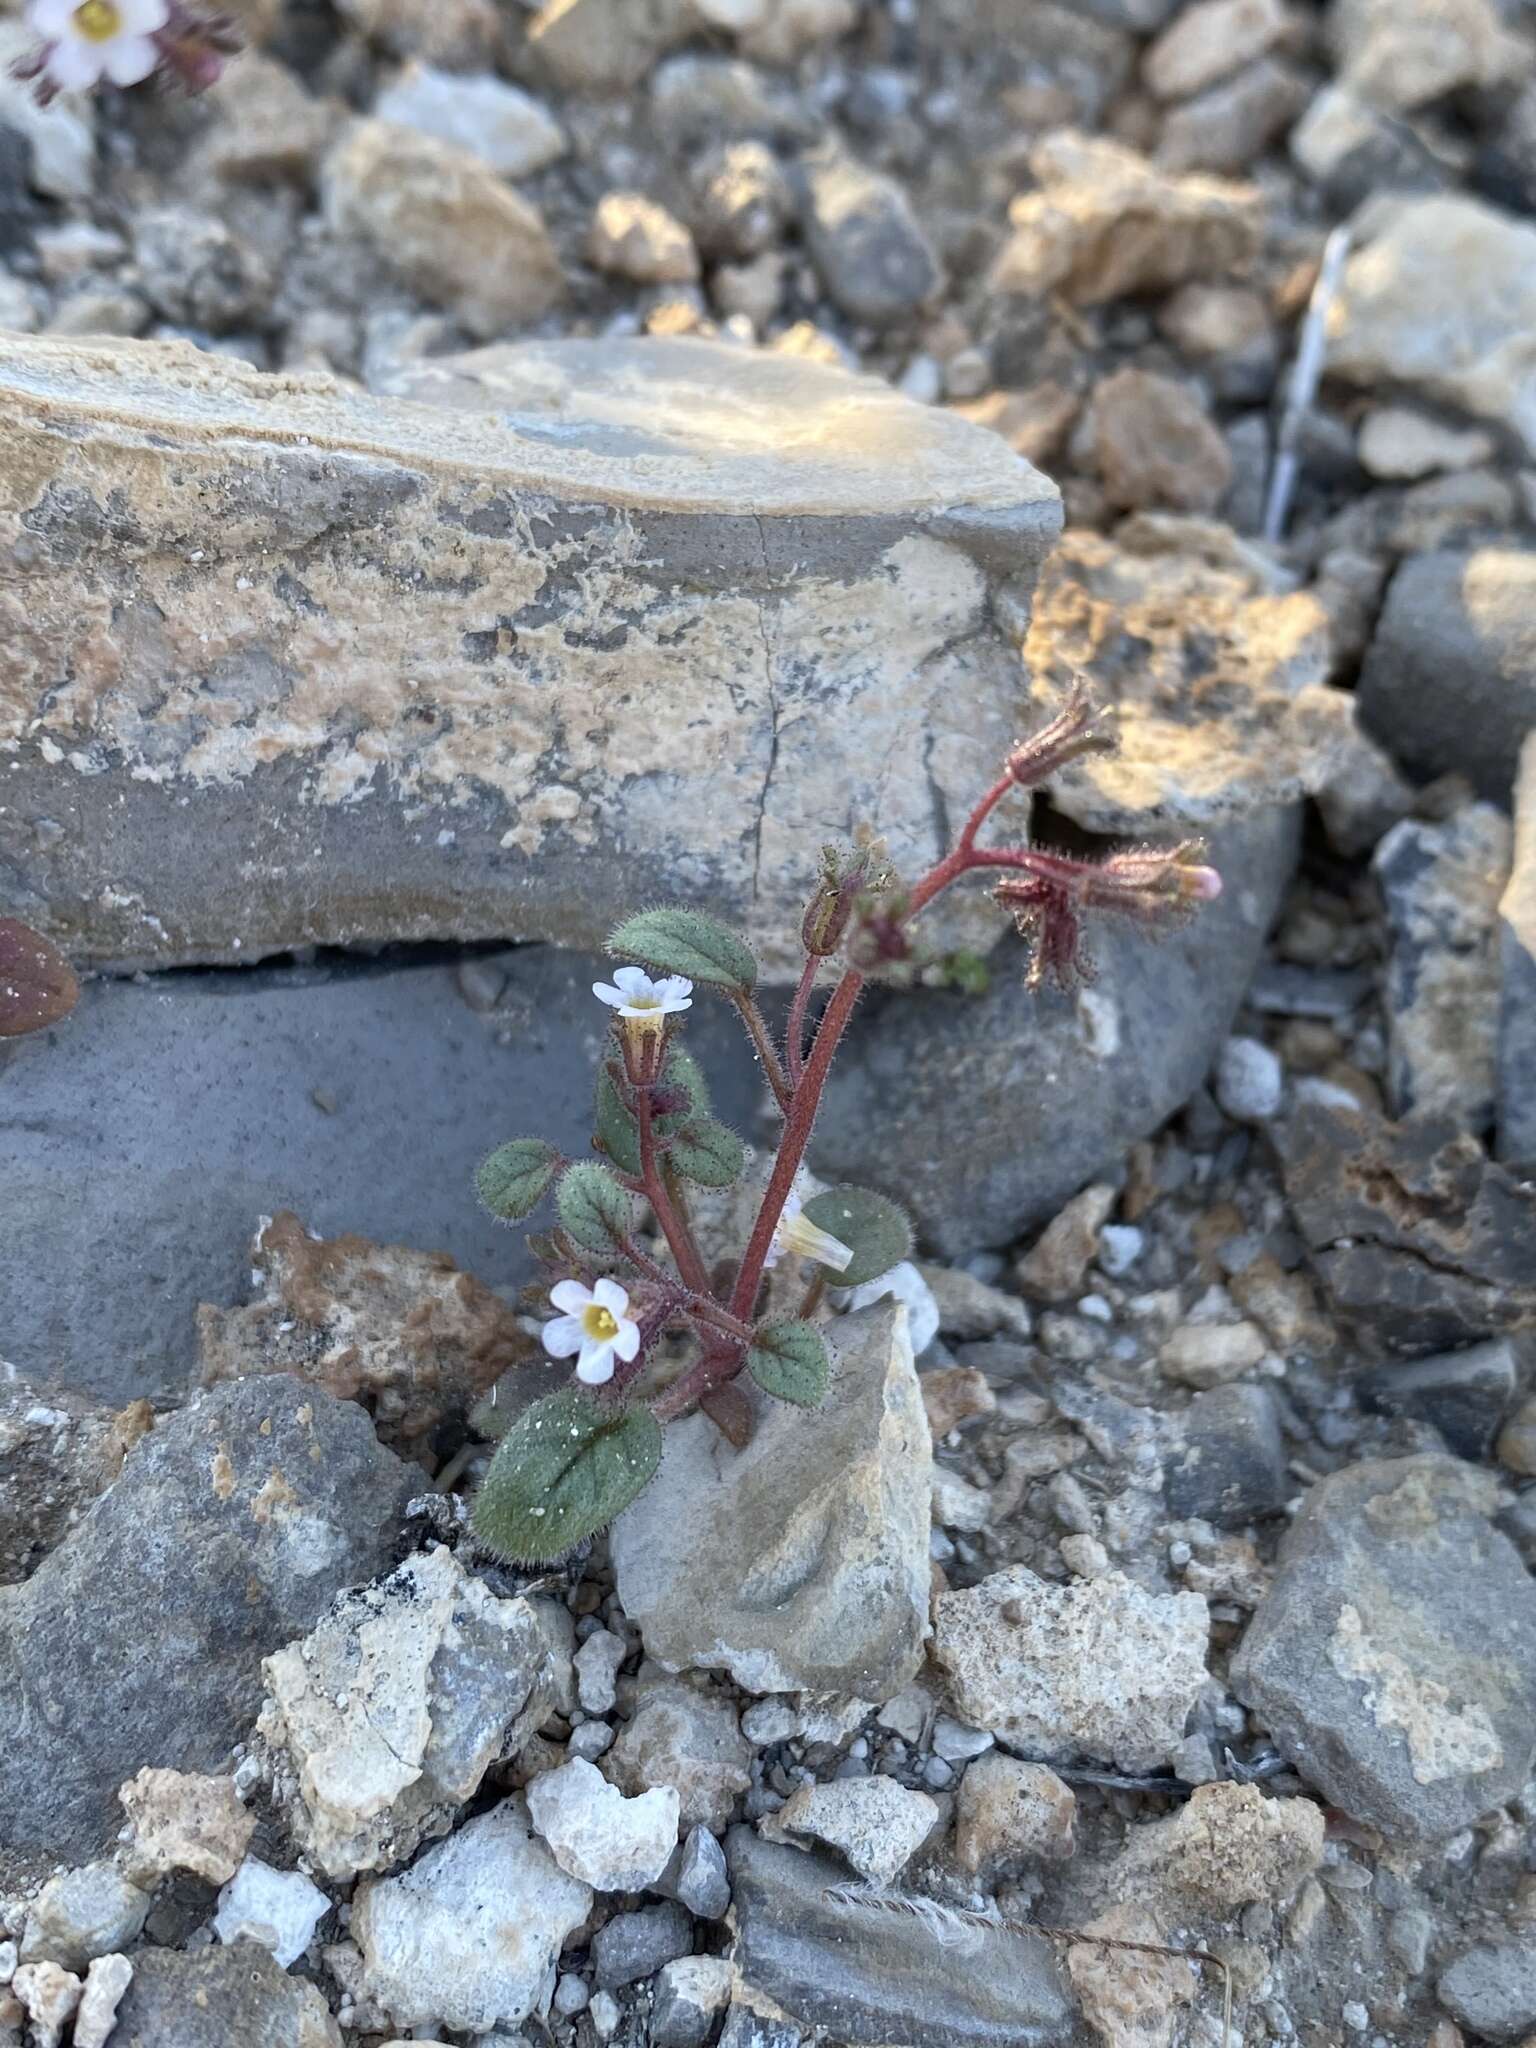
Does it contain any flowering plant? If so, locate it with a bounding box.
[471,685,1221,1563]
[12,0,241,102]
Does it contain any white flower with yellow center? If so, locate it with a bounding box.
[766,1172,854,1274]
[593,965,693,1027]
[542,1277,641,1386]
[25,0,169,90]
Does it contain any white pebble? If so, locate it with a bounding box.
[1215,1036,1283,1122]
[1097,1225,1144,1276]
[214,1858,330,1969]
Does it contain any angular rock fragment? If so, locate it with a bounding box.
[603,1678,752,1834]
[611,1305,930,1699]
[109,1942,341,2046]
[1232,1456,1536,1839]
[1108,1781,1323,1911]
[258,1544,559,1880]
[198,1212,535,1459]
[0,1380,151,1585]
[764,1775,938,1885]
[1281,1101,1536,1351]
[0,1378,414,1869]
[527,1757,680,1891]
[117,1769,256,1887]
[931,1564,1209,1773]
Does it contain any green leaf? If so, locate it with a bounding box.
[668,1118,746,1188]
[608,908,758,995]
[596,1049,715,1178]
[475,1139,561,1221]
[557,1163,634,1253]
[802,1185,914,1288]
[595,1068,642,1177]
[747,1321,831,1407]
[472,1389,663,1562]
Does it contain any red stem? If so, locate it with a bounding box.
[785,954,819,1089]
[637,1091,712,1295]
[730,992,793,1112]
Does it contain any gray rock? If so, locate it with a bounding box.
[717,2009,803,2048]
[1215,1035,1283,1122]
[1498,731,1536,1168]
[797,146,943,326]
[257,1543,560,1879]
[1290,84,1448,211]
[591,1900,693,1989]
[133,208,270,332]
[1231,1456,1536,1840]
[0,1378,413,1874]
[106,1943,342,2047]
[1361,550,1536,804]
[765,1775,939,1885]
[0,1377,146,1584]
[1328,198,1536,455]
[351,1797,592,2034]
[1166,1382,1288,1527]
[0,331,1058,980]
[1438,1938,1536,2042]
[726,1827,1073,2046]
[652,1956,733,2048]
[1281,1102,1536,1352]
[604,1679,752,1834]
[1358,1339,1518,1461]
[611,1305,931,1700]
[931,1563,1209,1773]
[20,1863,151,1971]
[1374,805,1511,1127]
[1,948,759,1404]
[372,64,567,178]
[527,1757,679,1893]
[671,1825,731,1920]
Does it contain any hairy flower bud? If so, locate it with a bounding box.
[801,846,870,958]
[1007,678,1119,792]
[995,840,1221,991]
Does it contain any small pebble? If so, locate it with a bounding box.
[1216,1036,1284,1122]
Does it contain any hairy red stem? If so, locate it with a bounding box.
[637,1090,712,1295]
[785,954,819,1089]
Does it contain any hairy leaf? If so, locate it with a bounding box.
[557,1162,635,1253]
[608,908,758,994]
[668,1118,746,1188]
[472,1389,662,1561]
[803,1185,914,1288]
[596,1049,714,1178]
[475,1139,560,1221]
[748,1320,831,1407]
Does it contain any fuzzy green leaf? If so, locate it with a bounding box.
[668,1118,746,1188]
[596,1049,714,1178]
[748,1320,831,1407]
[608,908,758,994]
[594,1068,642,1177]
[557,1162,634,1253]
[475,1139,561,1221]
[472,1389,662,1561]
[803,1185,914,1288]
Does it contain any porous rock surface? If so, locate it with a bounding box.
[0,330,1060,979]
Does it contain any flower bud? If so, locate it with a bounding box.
[1007,679,1118,792]
[801,846,870,958]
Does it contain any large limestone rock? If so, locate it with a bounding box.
[0,332,1060,978]
[610,1304,931,1700]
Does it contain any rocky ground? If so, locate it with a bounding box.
[5,0,1536,2044]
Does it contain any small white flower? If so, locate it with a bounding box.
[26,0,169,91]
[592,964,693,1026]
[766,1172,854,1275]
[542,1276,641,1386]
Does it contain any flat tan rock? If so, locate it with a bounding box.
[0,332,1059,977]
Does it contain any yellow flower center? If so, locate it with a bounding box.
[582,1303,620,1342]
[72,0,123,41]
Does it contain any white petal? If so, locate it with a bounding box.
[656,976,693,1005]
[103,30,159,82]
[782,1212,854,1274]
[45,34,105,86]
[549,1278,592,1316]
[592,1276,630,1318]
[117,0,170,30]
[542,1314,585,1360]
[612,1318,641,1363]
[576,1340,616,1385]
[27,0,77,35]
[613,965,653,995]
[592,982,626,1008]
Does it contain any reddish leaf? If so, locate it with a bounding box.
[0,919,79,1038]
